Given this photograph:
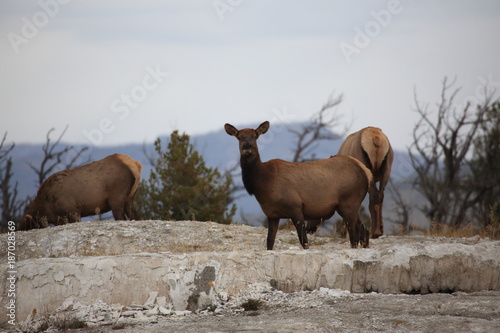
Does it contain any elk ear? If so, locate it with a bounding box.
[224,123,239,136]
[256,121,270,135]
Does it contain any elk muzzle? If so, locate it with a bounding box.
[241,143,253,155]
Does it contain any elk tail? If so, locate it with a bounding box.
[361,128,390,176]
[129,160,142,199]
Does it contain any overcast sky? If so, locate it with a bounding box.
[1,0,499,151]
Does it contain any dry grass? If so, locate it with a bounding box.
[421,203,500,240]
[240,299,264,311]
[263,218,499,242]
[168,241,219,253]
[391,221,499,240]
[20,307,87,332]
[426,222,499,240]
[50,313,87,330]
[279,219,296,231]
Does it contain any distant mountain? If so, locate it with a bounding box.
[7,121,426,232]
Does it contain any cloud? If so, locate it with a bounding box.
[1,0,499,151]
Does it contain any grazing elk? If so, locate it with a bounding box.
[19,154,142,230]
[225,121,372,250]
[337,127,393,238]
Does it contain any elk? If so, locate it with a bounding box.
[225,121,372,250]
[337,127,393,238]
[19,154,142,230]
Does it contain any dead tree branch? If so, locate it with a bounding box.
[0,133,28,225]
[409,77,494,226]
[290,93,348,162]
[387,180,412,234]
[28,126,90,186]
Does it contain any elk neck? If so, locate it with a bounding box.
[240,149,264,196]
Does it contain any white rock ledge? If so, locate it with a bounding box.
[2,239,499,322]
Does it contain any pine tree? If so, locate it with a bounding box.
[136,131,236,224]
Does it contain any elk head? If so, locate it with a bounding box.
[224,121,270,161]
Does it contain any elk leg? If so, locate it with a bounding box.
[338,206,360,248]
[306,219,322,234]
[369,186,383,239]
[358,217,370,248]
[130,206,141,220]
[292,219,309,249]
[267,218,280,250]
[348,221,359,248]
[378,190,385,236]
[125,202,141,220]
[110,201,126,221]
[68,211,81,223]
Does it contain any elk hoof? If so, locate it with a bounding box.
[303,243,309,249]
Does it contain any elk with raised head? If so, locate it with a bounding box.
[225,121,372,250]
[19,154,142,230]
[337,127,393,238]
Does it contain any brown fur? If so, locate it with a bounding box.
[338,127,394,238]
[225,121,372,250]
[19,154,142,230]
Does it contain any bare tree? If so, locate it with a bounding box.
[142,140,158,167]
[0,133,14,163]
[289,93,348,162]
[409,77,495,226]
[0,133,28,225]
[224,161,247,202]
[387,180,412,234]
[29,126,90,186]
[469,101,500,227]
[284,92,350,234]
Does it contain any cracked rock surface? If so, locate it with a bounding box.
[1,220,499,332]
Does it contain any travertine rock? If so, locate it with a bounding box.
[1,220,499,329]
